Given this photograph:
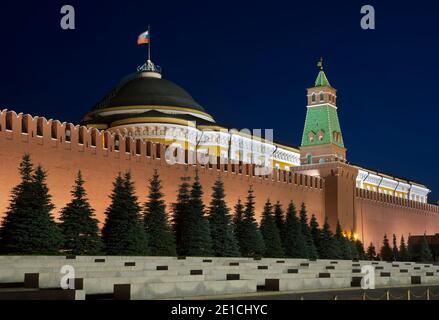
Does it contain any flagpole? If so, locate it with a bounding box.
[148,25,151,61]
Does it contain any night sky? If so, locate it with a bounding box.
[0,0,438,202]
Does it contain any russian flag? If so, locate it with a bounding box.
[137,30,150,45]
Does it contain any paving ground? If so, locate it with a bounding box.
[216,284,439,300]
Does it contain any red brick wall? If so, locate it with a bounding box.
[0,110,325,228]
[355,189,439,247]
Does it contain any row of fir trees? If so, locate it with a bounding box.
[0,154,433,262]
[365,233,433,263]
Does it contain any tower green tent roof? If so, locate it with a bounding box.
[314,70,331,87]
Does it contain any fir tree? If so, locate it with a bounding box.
[237,186,265,257]
[366,243,377,260]
[419,233,433,263]
[355,240,366,260]
[349,232,359,260]
[318,218,338,259]
[143,170,176,256]
[299,203,318,259]
[0,155,62,254]
[179,173,213,256]
[334,221,352,260]
[407,233,415,261]
[208,178,240,257]
[233,199,244,236]
[259,200,283,258]
[399,235,409,262]
[283,201,308,258]
[380,234,393,262]
[59,171,102,255]
[102,172,148,255]
[172,176,191,255]
[273,202,285,243]
[309,214,321,257]
[392,234,399,261]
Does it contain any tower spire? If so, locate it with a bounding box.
[314,57,330,87]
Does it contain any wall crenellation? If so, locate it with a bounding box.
[356,188,439,214]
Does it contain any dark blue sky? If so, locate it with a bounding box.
[0,0,438,202]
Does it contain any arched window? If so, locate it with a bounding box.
[308,131,315,142]
[306,154,312,164]
[320,92,324,101]
[311,93,316,102]
[317,130,324,141]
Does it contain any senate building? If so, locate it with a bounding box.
[0,53,437,247]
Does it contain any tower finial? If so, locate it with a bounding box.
[317,57,324,70]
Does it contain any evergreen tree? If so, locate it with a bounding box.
[283,202,308,258]
[59,171,102,255]
[392,234,399,261]
[380,234,393,262]
[233,199,244,233]
[237,186,265,257]
[259,200,283,258]
[0,155,62,254]
[399,235,409,262]
[366,243,377,260]
[208,178,240,257]
[144,170,176,256]
[349,232,360,260]
[299,203,318,259]
[334,221,352,260]
[355,240,366,260]
[273,202,285,243]
[419,233,433,263]
[309,214,321,257]
[407,233,415,261]
[172,176,191,255]
[317,218,338,259]
[179,173,213,256]
[102,172,148,255]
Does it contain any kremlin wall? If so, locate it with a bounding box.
[0,59,438,248]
